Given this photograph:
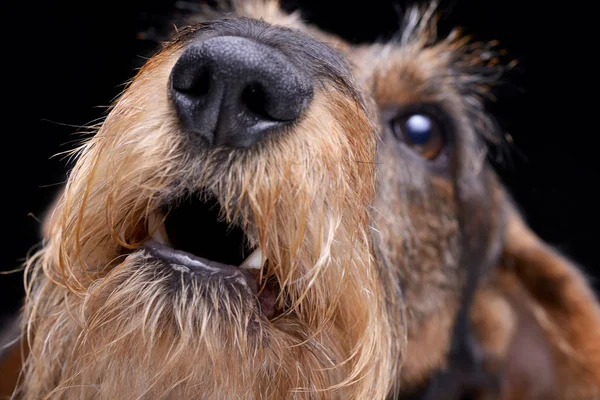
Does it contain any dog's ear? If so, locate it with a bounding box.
[474,205,600,399]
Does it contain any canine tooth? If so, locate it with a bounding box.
[148,212,170,245]
[239,248,265,270]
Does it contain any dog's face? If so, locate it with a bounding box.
[24,4,394,399]
[13,2,600,400]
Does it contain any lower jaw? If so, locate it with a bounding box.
[142,239,279,318]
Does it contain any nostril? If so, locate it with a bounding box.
[173,66,211,97]
[241,83,270,120]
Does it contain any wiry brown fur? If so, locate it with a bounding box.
[4,1,600,400]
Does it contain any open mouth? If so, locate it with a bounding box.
[143,195,279,318]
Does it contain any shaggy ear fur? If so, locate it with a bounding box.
[472,205,600,399]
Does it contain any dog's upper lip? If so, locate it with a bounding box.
[143,239,258,292]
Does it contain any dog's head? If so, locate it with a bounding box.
[24,2,395,399]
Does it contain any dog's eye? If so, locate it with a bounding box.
[391,113,444,160]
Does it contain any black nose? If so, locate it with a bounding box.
[169,36,313,148]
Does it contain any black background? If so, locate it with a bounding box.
[0,0,597,323]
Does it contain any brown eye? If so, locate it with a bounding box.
[391,113,445,160]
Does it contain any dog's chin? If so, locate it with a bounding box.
[138,193,281,320]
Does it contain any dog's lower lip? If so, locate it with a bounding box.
[143,239,280,318]
[143,239,279,318]
[143,239,258,292]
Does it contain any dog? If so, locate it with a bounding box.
[2,1,600,399]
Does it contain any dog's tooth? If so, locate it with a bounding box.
[148,212,170,245]
[239,248,265,270]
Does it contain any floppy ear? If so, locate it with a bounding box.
[473,205,600,400]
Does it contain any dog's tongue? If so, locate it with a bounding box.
[257,282,277,319]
